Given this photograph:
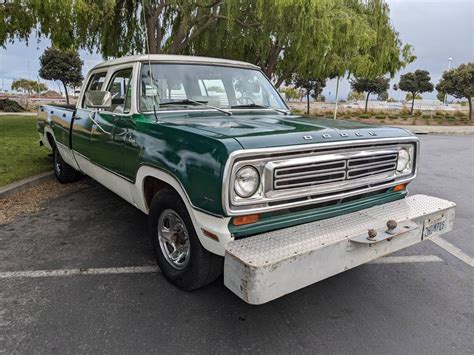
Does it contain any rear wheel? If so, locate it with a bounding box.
[148,188,223,290]
[53,146,81,183]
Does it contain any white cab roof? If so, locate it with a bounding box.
[91,54,260,70]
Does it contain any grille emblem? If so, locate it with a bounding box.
[303,135,313,140]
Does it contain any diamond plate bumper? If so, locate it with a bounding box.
[224,195,456,304]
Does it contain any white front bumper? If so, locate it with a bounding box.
[223,195,456,305]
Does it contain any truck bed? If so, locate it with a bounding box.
[37,104,75,149]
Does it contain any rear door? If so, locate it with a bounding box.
[87,67,134,174]
[72,70,107,161]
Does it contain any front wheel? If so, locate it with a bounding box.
[148,188,223,290]
[53,146,81,183]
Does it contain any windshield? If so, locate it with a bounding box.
[139,63,287,112]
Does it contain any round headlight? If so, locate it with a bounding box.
[234,166,260,198]
[397,148,410,172]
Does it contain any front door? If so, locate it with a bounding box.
[113,115,140,180]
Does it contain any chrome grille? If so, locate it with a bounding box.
[273,152,398,190]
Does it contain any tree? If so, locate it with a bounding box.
[1,0,414,94]
[193,0,338,87]
[350,77,390,112]
[39,48,83,105]
[0,0,228,57]
[347,91,365,102]
[377,91,389,101]
[436,90,445,103]
[436,63,474,120]
[398,70,434,114]
[405,93,422,102]
[11,79,47,94]
[282,87,299,101]
[293,76,326,114]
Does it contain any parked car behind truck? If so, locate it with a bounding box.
[37,55,456,304]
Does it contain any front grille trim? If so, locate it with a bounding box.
[273,150,398,191]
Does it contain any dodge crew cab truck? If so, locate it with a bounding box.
[37,55,456,304]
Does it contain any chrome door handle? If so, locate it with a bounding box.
[126,132,137,147]
[89,111,111,136]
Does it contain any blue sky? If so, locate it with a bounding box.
[0,0,472,101]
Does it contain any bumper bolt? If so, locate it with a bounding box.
[386,219,398,234]
[367,229,377,240]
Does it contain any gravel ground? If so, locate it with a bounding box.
[0,180,83,225]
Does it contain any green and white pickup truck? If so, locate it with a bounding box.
[37,55,455,304]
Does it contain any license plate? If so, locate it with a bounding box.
[423,218,447,238]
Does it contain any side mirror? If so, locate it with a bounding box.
[84,90,112,109]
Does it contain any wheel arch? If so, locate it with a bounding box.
[135,165,195,214]
[135,165,232,256]
[43,126,56,150]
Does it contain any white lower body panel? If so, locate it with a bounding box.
[224,195,456,305]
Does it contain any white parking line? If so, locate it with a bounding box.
[369,255,443,264]
[430,236,474,267]
[0,266,160,279]
[0,255,444,280]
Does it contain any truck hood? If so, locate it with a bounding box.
[154,113,413,149]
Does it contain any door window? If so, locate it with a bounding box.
[106,68,133,114]
[82,71,107,108]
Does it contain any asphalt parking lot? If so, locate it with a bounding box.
[1,135,473,354]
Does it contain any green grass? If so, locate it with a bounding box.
[0,115,51,187]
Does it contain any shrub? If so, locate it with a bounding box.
[400,107,411,116]
[375,115,385,119]
[422,114,431,119]
[359,114,370,119]
[413,110,422,116]
[0,99,25,112]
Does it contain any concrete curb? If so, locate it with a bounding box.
[0,112,36,116]
[0,171,55,199]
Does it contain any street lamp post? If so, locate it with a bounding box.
[443,57,452,106]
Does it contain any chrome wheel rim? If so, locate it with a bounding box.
[157,209,191,270]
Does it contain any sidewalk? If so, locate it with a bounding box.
[392,125,474,135]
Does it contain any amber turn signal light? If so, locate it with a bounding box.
[393,183,408,192]
[232,214,260,226]
[201,229,219,241]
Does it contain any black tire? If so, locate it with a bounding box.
[53,146,81,183]
[148,188,223,290]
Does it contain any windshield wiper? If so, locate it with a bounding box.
[159,99,232,116]
[230,104,289,115]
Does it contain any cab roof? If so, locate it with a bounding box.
[91,54,260,70]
